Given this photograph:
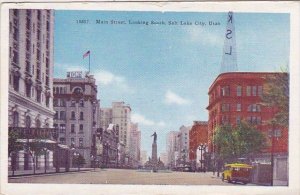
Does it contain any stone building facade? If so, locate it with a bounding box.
[8,9,56,170]
[100,101,132,163]
[53,73,100,167]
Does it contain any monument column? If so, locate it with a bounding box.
[151,132,158,172]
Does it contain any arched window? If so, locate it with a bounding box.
[25,116,31,128]
[36,119,41,128]
[12,111,19,127]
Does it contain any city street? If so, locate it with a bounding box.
[8,169,245,185]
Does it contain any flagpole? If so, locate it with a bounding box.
[89,52,90,74]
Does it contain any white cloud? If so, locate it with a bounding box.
[132,113,166,127]
[187,27,223,46]
[94,70,127,87]
[165,90,190,105]
[54,63,131,91]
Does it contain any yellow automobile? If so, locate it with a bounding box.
[222,163,252,184]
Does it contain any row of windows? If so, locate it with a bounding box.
[54,111,85,120]
[54,123,85,134]
[11,111,46,128]
[221,115,262,125]
[221,103,261,112]
[53,99,85,107]
[61,137,84,148]
[212,85,263,100]
[10,76,50,107]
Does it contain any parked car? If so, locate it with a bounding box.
[222,163,252,184]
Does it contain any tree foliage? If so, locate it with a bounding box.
[8,130,22,157]
[262,69,289,127]
[213,122,266,163]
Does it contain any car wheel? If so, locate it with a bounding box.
[227,177,232,183]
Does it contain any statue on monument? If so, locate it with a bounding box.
[151,131,157,143]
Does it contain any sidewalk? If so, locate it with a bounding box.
[8,167,94,177]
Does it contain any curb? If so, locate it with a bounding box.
[8,169,97,179]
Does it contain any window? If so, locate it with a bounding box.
[236,103,241,112]
[71,124,75,133]
[60,124,66,133]
[221,115,229,125]
[71,111,76,120]
[25,116,31,128]
[252,86,257,96]
[236,116,241,125]
[79,100,84,107]
[13,50,18,64]
[60,111,66,120]
[247,116,261,125]
[13,74,19,91]
[248,104,261,112]
[258,86,263,96]
[221,86,230,96]
[80,112,84,120]
[71,138,75,147]
[59,137,65,144]
[35,119,41,128]
[221,104,230,112]
[274,129,282,137]
[79,124,83,133]
[45,95,50,107]
[71,100,76,107]
[236,86,242,96]
[59,99,66,107]
[36,89,41,103]
[25,83,31,98]
[79,138,83,148]
[246,86,251,96]
[53,99,58,107]
[12,111,19,127]
[54,111,58,119]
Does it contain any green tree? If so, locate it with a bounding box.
[28,135,48,174]
[262,70,289,127]
[8,130,22,157]
[213,122,266,163]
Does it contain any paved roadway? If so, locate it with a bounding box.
[8,169,241,185]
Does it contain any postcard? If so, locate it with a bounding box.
[1,1,300,195]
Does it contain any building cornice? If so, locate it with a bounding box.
[9,90,55,116]
[208,72,286,94]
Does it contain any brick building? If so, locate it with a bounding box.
[189,121,208,162]
[207,72,288,183]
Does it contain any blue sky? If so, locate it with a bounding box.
[54,11,290,157]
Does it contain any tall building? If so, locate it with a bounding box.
[166,131,179,168]
[53,72,100,167]
[100,102,131,152]
[129,122,141,168]
[207,72,288,182]
[177,125,191,165]
[8,9,56,171]
[140,150,148,166]
[159,152,168,166]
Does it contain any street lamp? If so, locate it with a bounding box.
[73,151,80,171]
[90,154,96,171]
[43,147,48,173]
[198,143,207,172]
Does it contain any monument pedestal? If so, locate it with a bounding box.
[152,142,157,172]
